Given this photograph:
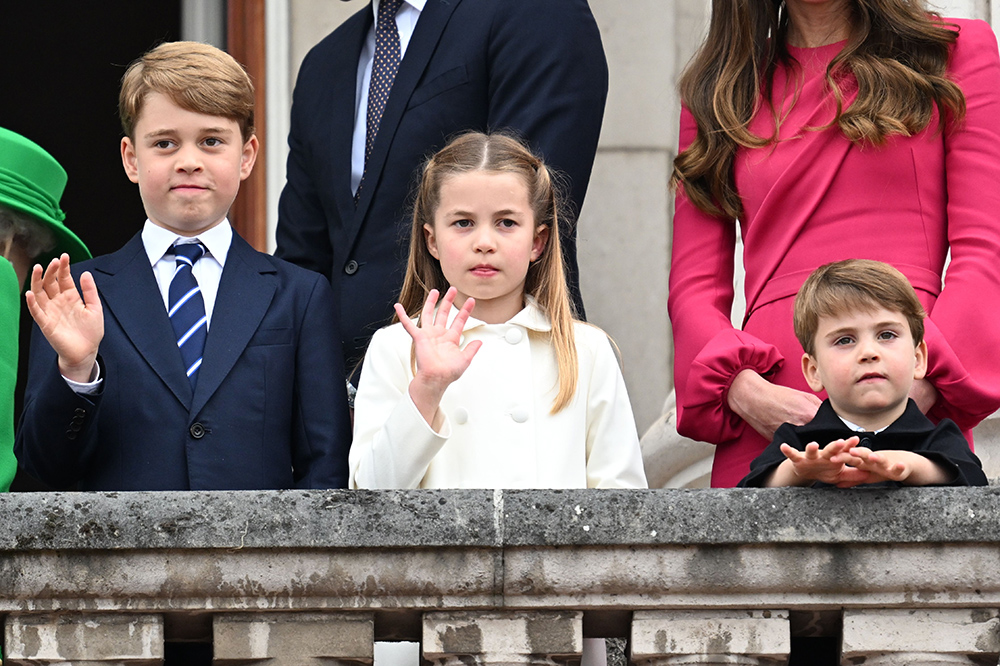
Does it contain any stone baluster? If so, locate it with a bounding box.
[841,609,1000,665]
[630,610,789,665]
[4,613,164,665]
[422,610,582,666]
[212,612,374,665]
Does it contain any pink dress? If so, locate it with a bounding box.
[669,19,1000,487]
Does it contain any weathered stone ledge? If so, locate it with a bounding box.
[3,486,1000,550]
[2,488,1000,663]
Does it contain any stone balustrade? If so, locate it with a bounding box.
[2,487,1000,664]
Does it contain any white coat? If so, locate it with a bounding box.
[350,301,647,489]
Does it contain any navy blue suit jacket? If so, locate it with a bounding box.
[16,232,352,490]
[275,0,608,371]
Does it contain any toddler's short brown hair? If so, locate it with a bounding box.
[794,259,926,356]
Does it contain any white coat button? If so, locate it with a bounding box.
[511,407,529,423]
[454,407,469,425]
[504,328,523,344]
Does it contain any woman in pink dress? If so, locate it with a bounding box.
[669,0,1000,487]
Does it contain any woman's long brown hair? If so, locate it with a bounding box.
[672,0,966,220]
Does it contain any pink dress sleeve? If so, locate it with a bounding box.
[667,107,784,445]
[924,19,1000,430]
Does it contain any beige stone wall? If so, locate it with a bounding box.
[582,1,709,433]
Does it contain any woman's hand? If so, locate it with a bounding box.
[909,378,938,415]
[727,369,822,441]
[397,287,483,429]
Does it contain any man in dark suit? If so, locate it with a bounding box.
[276,0,609,376]
[15,41,351,490]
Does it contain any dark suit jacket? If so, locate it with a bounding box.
[15,232,351,490]
[739,400,988,488]
[276,0,608,371]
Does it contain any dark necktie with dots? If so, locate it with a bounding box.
[358,0,403,202]
[167,242,208,388]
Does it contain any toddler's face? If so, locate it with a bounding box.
[802,306,927,430]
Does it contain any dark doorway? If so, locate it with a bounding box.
[0,2,182,256]
[2,2,182,491]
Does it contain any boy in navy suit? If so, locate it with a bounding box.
[16,42,351,490]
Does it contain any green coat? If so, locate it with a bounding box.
[0,257,18,490]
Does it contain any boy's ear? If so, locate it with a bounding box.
[121,137,140,184]
[801,353,825,392]
[531,224,550,262]
[239,135,259,181]
[913,339,928,380]
[423,224,439,259]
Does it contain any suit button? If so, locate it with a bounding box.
[344,260,359,275]
[66,430,77,441]
[511,407,529,423]
[74,408,86,417]
[189,423,206,439]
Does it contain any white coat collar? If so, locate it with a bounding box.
[446,296,552,333]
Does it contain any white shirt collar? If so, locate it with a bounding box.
[838,414,890,435]
[141,219,234,267]
[371,0,426,20]
[456,296,553,333]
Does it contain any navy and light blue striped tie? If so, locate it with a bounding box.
[168,242,207,388]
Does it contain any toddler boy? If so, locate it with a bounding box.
[740,259,986,488]
[16,42,351,490]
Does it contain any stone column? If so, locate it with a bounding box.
[422,610,582,666]
[4,613,164,665]
[213,612,374,665]
[630,610,789,665]
[841,609,1000,665]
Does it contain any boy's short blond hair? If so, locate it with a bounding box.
[119,41,255,142]
[794,259,926,356]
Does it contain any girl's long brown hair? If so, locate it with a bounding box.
[673,0,966,220]
[399,131,579,413]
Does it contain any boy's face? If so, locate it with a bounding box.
[802,306,927,430]
[121,92,257,237]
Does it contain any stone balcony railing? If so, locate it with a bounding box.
[2,488,1000,665]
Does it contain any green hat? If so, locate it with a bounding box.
[0,126,90,264]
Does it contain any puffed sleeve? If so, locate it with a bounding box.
[667,106,784,445]
[579,326,647,488]
[349,324,452,489]
[924,19,1000,431]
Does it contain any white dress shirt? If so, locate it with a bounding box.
[142,218,232,327]
[351,0,426,194]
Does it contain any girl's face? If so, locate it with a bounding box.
[424,170,548,324]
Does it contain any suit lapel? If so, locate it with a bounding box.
[350,0,463,242]
[91,233,192,407]
[190,234,276,416]
[331,8,375,232]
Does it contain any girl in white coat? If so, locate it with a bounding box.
[350,132,646,491]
